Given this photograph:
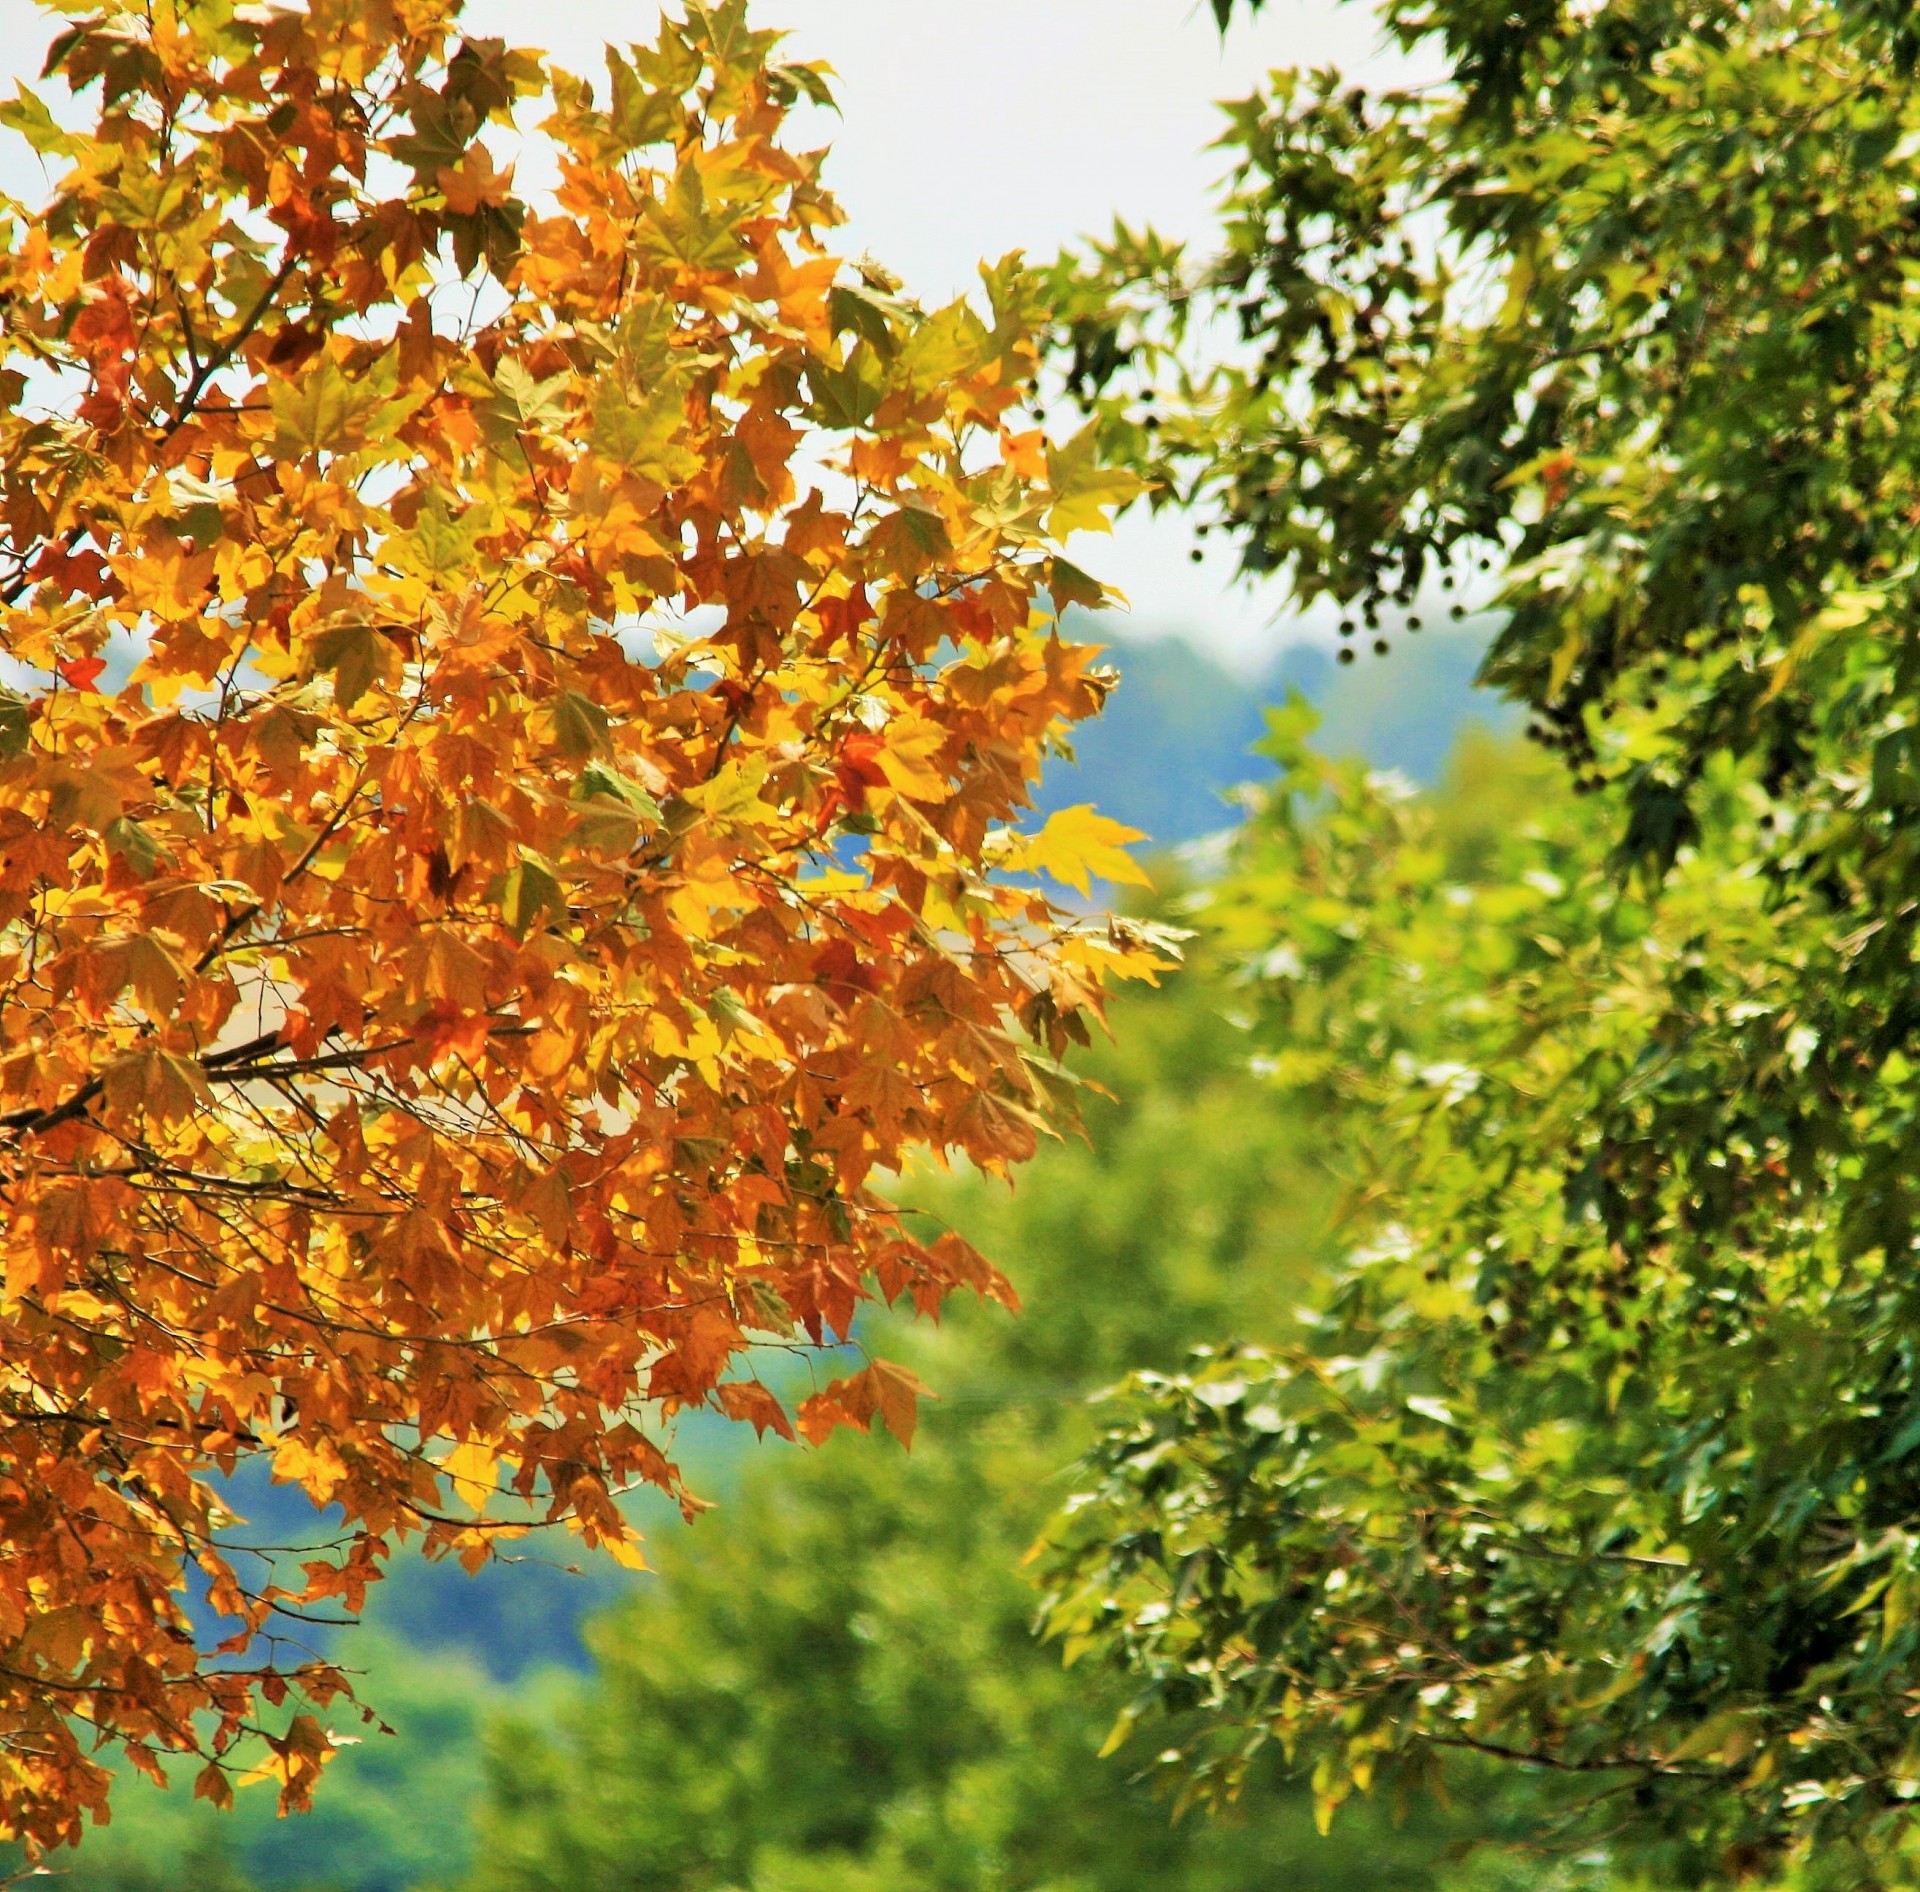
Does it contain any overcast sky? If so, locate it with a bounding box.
[0,0,1405,667]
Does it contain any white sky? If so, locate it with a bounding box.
[0,0,1407,668]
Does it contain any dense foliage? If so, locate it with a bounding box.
[0,0,1161,1852]
[1039,0,1920,1881]
[11,1631,502,1892]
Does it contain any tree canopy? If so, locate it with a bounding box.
[1040,0,1920,1882]
[0,0,1160,1854]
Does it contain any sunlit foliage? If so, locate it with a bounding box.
[0,0,1159,1851]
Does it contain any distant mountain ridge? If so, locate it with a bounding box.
[1036,617,1511,849]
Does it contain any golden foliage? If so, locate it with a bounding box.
[0,0,1162,1851]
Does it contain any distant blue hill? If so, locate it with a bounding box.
[1037,616,1512,850]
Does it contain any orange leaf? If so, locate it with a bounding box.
[57,655,106,691]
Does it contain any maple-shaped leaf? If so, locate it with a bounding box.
[1045,423,1151,537]
[0,690,30,760]
[438,142,513,215]
[870,501,950,578]
[1012,805,1152,896]
[307,622,394,709]
[389,491,482,583]
[500,858,564,935]
[591,378,702,483]
[0,86,75,158]
[715,1379,796,1440]
[871,1358,933,1449]
[875,712,951,801]
[550,691,612,761]
[482,357,572,452]
[270,354,406,458]
[57,655,107,691]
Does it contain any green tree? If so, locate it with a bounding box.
[1039,1,1920,1876]
[463,937,1533,1892]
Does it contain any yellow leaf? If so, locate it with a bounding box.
[116,542,216,622]
[1014,805,1151,897]
[438,143,514,215]
[389,490,482,583]
[270,352,407,458]
[441,1437,499,1512]
[875,713,950,801]
[602,1531,650,1572]
[1045,423,1150,537]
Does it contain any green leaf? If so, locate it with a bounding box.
[308,622,392,708]
[765,60,836,112]
[574,762,662,824]
[550,692,610,762]
[0,690,32,762]
[480,358,572,461]
[270,353,407,459]
[590,379,700,484]
[806,348,887,430]
[1044,424,1148,537]
[606,47,683,147]
[390,490,482,584]
[1047,556,1110,612]
[827,284,904,359]
[500,858,562,936]
[868,501,949,579]
[0,85,75,156]
[104,815,160,879]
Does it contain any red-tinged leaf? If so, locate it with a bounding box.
[57,655,106,691]
[193,1761,234,1811]
[715,1379,795,1440]
[871,1358,933,1449]
[797,1367,880,1445]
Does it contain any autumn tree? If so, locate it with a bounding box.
[1037,0,1920,1883]
[0,0,1162,1856]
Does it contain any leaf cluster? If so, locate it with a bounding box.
[1040,711,1920,1884]
[0,0,1160,1853]
[462,955,1543,1892]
